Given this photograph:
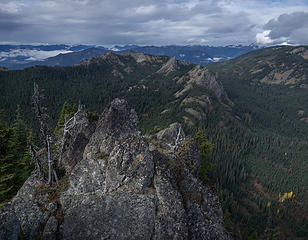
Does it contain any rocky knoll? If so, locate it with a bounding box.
[0,99,231,240]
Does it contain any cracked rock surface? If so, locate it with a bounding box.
[0,98,231,240]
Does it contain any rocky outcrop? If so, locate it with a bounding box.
[157,57,182,74]
[174,65,232,108]
[101,52,125,66]
[78,51,125,67]
[0,99,231,240]
[122,51,164,65]
[187,65,231,104]
[60,99,155,239]
[291,47,308,59]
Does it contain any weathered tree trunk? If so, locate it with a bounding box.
[32,82,58,185]
[47,135,53,185]
[174,125,182,152]
[47,135,58,185]
[29,143,45,181]
[32,83,49,149]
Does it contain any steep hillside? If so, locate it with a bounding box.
[208,45,308,239]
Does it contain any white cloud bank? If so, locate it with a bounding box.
[0,49,72,62]
[256,30,274,45]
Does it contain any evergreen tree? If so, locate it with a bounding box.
[194,128,214,185]
[0,110,14,205]
[0,108,32,206]
[10,106,32,188]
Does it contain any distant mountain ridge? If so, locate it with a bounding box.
[0,44,258,69]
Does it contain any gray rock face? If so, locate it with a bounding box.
[82,98,154,192]
[42,216,58,240]
[0,98,231,240]
[61,192,156,240]
[0,204,19,240]
[60,99,155,239]
[152,150,189,239]
[11,175,49,239]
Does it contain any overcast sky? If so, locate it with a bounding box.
[0,0,308,46]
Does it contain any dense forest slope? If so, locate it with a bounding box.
[0,51,231,135]
[208,45,308,239]
[0,46,307,239]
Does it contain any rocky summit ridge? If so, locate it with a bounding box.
[0,99,231,240]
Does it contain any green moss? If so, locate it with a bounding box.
[0,201,7,209]
[87,110,99,123]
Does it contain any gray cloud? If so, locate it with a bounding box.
[265,12,308,42]
[0,0,308,45]
[0,9,24,32]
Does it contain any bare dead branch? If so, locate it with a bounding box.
[29,143,45,181]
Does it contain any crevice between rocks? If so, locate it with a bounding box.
[37,213,52,240]
[54,202,64,240]
[18,224,26,240]
[149,157,158,240]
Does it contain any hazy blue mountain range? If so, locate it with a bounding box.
[0,44,258,69]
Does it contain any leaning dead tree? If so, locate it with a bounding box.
[32,83,58,185]
[174,125,182,151]
[58,103,86,167]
